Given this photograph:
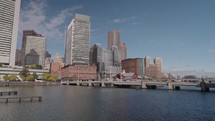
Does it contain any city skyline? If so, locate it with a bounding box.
[17,0,215,76]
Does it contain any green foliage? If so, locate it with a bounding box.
[9,75,18,81]
[32,72,38,79]
[19,68,30,80]
[62,77,75,81]
[30,64,42,69]
[42,73,58,81]
[41,73,50,80]
[26,75,36,81]
[24,65,30,69]
[48,75,58,81]
[0,63,2,67]
[67,77,74,81]
[3,75,9,81]
[3,75,17,81]
[25,64,43,69]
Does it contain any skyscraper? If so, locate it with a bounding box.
[154,57,162,72]
[107,30,127,61]
[108,30,120,49]
[120,42,127,60]
[0,0,21,66]
[24,36,46,67]
[21,30,42,65]
[90,43,113,78]
[65,13,90,66]
[144,56,151,68]
[22,30,42,53]
[15,49,22,66]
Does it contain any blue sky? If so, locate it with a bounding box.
[18,0,215,76]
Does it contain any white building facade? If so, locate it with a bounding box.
[65,13,90,66]
[0,0,21,66]
[24,36,46,67]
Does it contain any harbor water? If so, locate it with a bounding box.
[0,85,215,121]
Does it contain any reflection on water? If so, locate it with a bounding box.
[0,86,215,121]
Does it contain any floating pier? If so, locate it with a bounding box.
[0,96,42,103]
[0,91,18,96]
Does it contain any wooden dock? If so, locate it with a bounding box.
[0,91,18,96]
[0,96,42,103]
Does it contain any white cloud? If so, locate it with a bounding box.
[19,0,83,42]
[112,16,135,23]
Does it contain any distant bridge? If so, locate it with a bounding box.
[61,80,215,92]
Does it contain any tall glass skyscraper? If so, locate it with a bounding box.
[65,13,90,65]
[0,0,20,66]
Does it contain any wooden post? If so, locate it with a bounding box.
[88,80,92,87]
[101,81,105,87]
[141,80,147,89]
[168,82,173,90]
[14,91,18,95]
[38,97,42,101]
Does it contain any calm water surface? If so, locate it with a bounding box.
[0,85,215,121]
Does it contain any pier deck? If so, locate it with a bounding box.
[0,91,18,96]
[0,96,42,103]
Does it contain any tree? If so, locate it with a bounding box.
[24,65,30,69]
[26,75,36,81]
[3,75,9,81]
[48,74,58,81]
[0,63,2,67]
[19,68,30,80]
[29,64,42,69]
[41,73,58,81]
[9,75,18,81]
[32,72,38,79]
[67,77,74,81]
[41,73,50,80]
[35,65,42,69]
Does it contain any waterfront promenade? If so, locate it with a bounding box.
[0,81,60,87]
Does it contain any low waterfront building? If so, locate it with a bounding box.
[121,58,144,76]
[0,67,49,80]
[116,72,139,81]
[144,56,162,79]
[61,65,97,80]
[144,64,161,80]
[182,75,199,82]
[50,53,64,78]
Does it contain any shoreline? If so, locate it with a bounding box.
[0,81,60,87]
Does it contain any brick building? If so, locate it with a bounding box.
[61,65,97,80]
[50,53,64,77]
[144,64,161,79]
[121,58,143,76]
[144,56,162,79]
